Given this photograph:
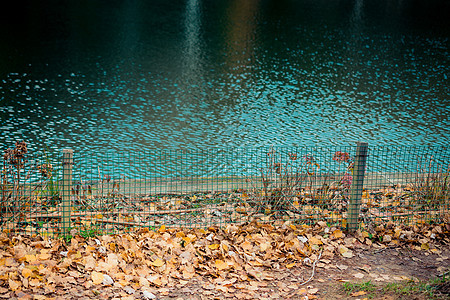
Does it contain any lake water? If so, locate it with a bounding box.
[1,0,449,158]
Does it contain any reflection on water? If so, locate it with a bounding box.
[0,0,449,161]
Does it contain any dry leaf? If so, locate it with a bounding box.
[22,268,33,278]
[8,279,21,291]
[91,271,104,285]
[351,290,367,296]
[332,229,343,238]
[286,262,296,269]
[208,244,220,250]
[342,251,354,258]
[215,259,229,271]
[151,258,165,267]
[158,225,166,233]
[309,236,323,245]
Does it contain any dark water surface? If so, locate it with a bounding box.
[1,0,449,156]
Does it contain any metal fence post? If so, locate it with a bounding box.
[348,142,368,232]
[62,149,73,235]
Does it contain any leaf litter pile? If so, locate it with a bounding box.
[1,219,449,300]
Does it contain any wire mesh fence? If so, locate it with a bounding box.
[1,142,449,237]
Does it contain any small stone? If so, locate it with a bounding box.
[383,235,392,242]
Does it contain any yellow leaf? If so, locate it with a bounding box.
[421,243,430,251]
[91,271,104,285]
[22,268,33,278]
[351,290,367,297]
[332,229,343,238]
[286,262,296,269]
[182,236,192,244]
[158,225,166,233]
[95,213,103,219]
[221,243,229,252]
[290,224,297,230]
[118,279,129,287]
[208,244,220,250]
[25,254,36,263]
[151,258,165,267]
[215,259,228,271]
[309,236,322,245]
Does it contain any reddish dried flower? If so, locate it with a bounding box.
[341,173,353,187]
[3,141,28,168]
[303,154,315,163]
[288,153,297,161]
[332,151,350,163]
[37,163,53,178]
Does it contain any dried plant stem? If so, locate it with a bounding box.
[299,248,323,286]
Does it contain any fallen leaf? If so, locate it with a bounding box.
[286,262,296,269]
[351,290,367,296]
[215,259,229,271]
[208,244,220,250]
[8,279,21,291]
[342,251,354,258]
[309,236,323,245]
[332,229,343,238]
[151,258,164,267]
[91,271,104,285]
[21,268,33,278]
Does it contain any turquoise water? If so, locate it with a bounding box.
[0,0,449,157]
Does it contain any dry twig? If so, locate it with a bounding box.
[299,248,323,286]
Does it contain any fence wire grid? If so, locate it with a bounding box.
[1,142,449,237]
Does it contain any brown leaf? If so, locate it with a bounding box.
[8,279,21,291]
[91,271,104,285]
[215,259,229,271]
[351,290,367,296]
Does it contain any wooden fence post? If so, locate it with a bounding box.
[62,149,73,235]
[348,142,368,232]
